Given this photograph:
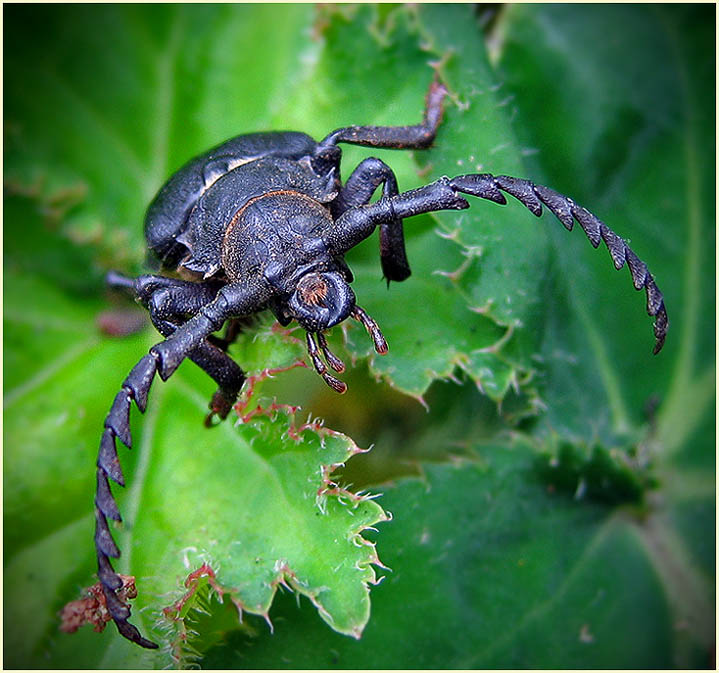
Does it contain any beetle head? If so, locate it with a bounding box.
[285,269,388,394]
[288,270,355,332]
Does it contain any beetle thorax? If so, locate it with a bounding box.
[221,190,333,289]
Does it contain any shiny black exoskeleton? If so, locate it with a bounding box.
[94,79,668,648]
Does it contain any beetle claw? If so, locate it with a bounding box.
[205,390,233,427]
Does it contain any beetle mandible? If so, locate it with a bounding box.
[93,78,668,648]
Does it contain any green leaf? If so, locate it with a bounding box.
[200,455,678,669]
[497,9,715,652]
[498,3,715,444]
[4,3,714,669]
[132,376,388,661]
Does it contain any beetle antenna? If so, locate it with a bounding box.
[351,305,389,355]
[94,354,160,649]
[448,174,668,353]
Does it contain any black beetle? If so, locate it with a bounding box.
[93,79,668,648]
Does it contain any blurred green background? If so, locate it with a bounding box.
[4,4,715,669]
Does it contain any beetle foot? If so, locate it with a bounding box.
[306,332,347,393]
[205,390,233,427]
[351,305,388,355]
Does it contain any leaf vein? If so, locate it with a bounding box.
[4,336,99,407]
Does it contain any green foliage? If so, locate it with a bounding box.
[4,4,714,669]
[535,441,655,506]
[201,454,677,669]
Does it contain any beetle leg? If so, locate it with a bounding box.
[146,290,246,425]
[207,318,247,352]
[351,305,389,355]
[153,315,246,426]
[105,269,138,292]
[109,273,247,423]
[333,157,410,283]
[305,332,347,393]
[148,283,266,380]
[317,76,447,151]
[107,271,218,304]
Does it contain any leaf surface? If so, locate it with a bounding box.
[3,4,714,669]
[201,454,679,669]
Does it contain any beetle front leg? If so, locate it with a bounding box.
[109,272,246,422]
[145,288,246,424]
[334,157,411,283]
[148,282,267,387]
[155,320,246,426]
